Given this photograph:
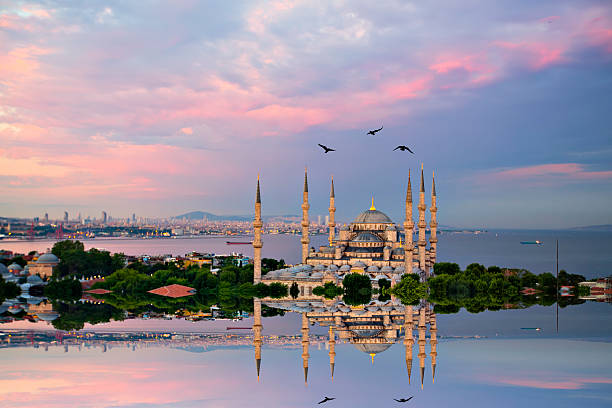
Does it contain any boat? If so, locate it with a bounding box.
[520,241,543,245]
[226,327,252,330]
[520,327,542,331]
[226,241,252,245]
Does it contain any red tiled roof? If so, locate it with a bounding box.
[85,288,112,294]
[148,284,196,298]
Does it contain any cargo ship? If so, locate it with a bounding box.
[520,241,543,245]
[226,241,252,245]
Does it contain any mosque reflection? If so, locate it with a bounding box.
[254,297,438,388]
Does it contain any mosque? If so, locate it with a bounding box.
[253,165,438,291]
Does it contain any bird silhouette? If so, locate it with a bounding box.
[394,396,414,403]
[367,126,383,135]
[318,397,336,404]
[393,145,414,153]
[318,144,336,153]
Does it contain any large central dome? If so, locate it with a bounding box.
[353,209,394,224]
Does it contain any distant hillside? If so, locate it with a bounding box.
[173,211,299,222]
[569,224,612,232]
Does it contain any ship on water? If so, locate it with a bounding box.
[226,241,252,245]
[520,240,543,245]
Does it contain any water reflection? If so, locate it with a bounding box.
[255,297,438,388]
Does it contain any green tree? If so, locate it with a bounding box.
[391,274,427,305]
[342,273,372,305]
[290,282,299,299]
[433,262,461,276]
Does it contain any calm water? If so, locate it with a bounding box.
[2,229,611,278]
[1,231,611,407]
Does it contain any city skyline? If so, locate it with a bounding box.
[1,1,611,228]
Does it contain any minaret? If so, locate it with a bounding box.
[253,298,263,381]
[429,172,438,265]
[253,176,263,283]
[417,306,427,389]
[301,169,310,264]
[328,176,336,246]
[301,312,310,385]
[417,164,428,273]
[403,170,414,273]
[328,326,336,380]
[429,306,438,384]
[403,305,414,384]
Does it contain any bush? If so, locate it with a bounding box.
[45,278,83,302]
[391,274,427,305]
[342,273,372,305]
[433,262,461,276]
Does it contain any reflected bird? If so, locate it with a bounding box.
[318,144,336,153]
[394,396,414,403]
[367,126,383,135]
[318,397,336,404]
[393,145,414,153]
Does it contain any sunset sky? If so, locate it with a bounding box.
[1,1,611,228]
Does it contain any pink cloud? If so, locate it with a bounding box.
[180,127,193,135]
[494,41,566,70]
[489,163,612,181]
[495,376,612,390]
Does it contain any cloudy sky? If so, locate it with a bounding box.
[1,0,611,228]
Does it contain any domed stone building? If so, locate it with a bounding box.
[28,252,60,279]
[253,165,439,290]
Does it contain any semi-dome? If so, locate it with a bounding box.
[353,232,382,243]
[353,209,394,224]
[392,247,405,255]
[36,312,59,321]
[37,253,59,264]
[27,275,43,285]
[7,263,23,271]
[353,343,393,355]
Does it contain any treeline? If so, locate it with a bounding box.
[0,275,20,304]
[90,261,288,316]
[426,262,586,314]
[52,240,125,278]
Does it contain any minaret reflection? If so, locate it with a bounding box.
[404,305,414,384]
[329,326,336,381]
[417,305,427,389]
[253,298,263,381]
[301,312,310,385]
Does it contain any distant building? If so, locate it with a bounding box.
[28,252,60,278]
[64,211,69,222]
[102,211,107,224]
[579,279,612,302]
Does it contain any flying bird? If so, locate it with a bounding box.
[367,126,383,135]
[318,397,336,404]
[394,396,414,403]
[318,144,336,153]
[393,145,415,153]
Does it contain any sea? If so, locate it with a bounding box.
[1,229,611,407]
[2,229,610,278]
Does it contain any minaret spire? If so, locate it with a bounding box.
[417,164,428,274]
[429,172,438,265]
[301,313,310,385]
[403,169,414,273]
[253,175,263,283]
[328,176,336,246]
[301,169,310,264]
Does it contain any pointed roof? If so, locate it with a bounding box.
[406,357,413,384]
[432,171,436,197]
[420,163,425,193]
[330,362,335,380]
[406,169,413,202]
[303,366,309,385]
[303,168,308,193]
[432,363,436,384]
[256,358,261,381]
[330,176,335,198]
[369,197,376,211]
[256,175,261,204]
